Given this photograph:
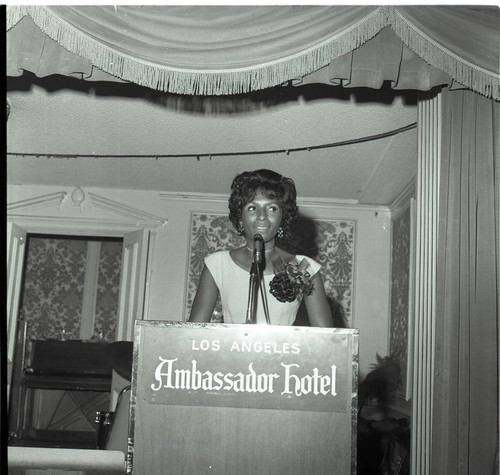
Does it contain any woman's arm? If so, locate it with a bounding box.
[189,265,220,322]
[303,273,333,327]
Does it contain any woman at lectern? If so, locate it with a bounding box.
[189,169,332,327]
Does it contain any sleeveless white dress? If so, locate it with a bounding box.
[204,250,321,325]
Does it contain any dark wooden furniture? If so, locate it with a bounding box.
[9,339,113,449]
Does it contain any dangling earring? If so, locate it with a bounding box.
[277,227,284,239]
[238,222,245,236]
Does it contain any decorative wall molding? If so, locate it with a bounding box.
[87,192,167,226]
[5,215,154,236]
[7,192,67,212]
[389,178,416,218]
[158,190,391,213]
[7,189,168,231]
[158,191,228,203]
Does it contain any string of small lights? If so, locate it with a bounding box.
[7,122,416,160]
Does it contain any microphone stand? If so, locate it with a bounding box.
[245,263,258,324]
[245,254,271,324]
[259,271,271,325]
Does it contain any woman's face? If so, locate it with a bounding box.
[240,189,283,244]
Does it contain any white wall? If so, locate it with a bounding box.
[7,183,391,377]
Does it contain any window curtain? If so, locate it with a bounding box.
[432,88,499,474]
[6,5,499,99]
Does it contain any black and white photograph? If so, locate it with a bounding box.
[5,4,499,475]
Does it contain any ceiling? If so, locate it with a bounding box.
[7,75,418,207]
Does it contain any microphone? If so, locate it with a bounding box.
[253,234,264,264]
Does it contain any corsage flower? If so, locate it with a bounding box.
[269,258,314,303]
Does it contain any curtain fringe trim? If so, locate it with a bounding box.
[6,5,390,96]
[389,8,499,101]
[7,5,499,99]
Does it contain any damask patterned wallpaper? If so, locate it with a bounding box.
[185,213,355,326]
[389,205,412,395]
[95,240,122,341]
[21,236,122,343]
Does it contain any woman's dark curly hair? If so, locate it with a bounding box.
[228,169,299,238]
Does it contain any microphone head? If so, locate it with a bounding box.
[253,234,264,263]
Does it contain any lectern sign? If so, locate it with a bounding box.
[141,323,349,412]
[130,321,358,475]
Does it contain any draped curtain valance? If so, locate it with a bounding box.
[6,5,500,99]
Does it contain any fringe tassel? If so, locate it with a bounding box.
[6,4,29,30]
[7,5,499,99]
[6,5,390,96]
[388,7,499,101]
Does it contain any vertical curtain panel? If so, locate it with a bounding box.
[6,5,500,99]
[433,88,499,474]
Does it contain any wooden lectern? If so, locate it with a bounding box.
[128,321,358,474]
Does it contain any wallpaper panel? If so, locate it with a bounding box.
[94,240,121,341]
[185,212,355,325]
[389,205,412,396]
[20,236,121,344]
[22,237,87,342]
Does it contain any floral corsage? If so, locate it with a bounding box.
[269,258,314,303]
